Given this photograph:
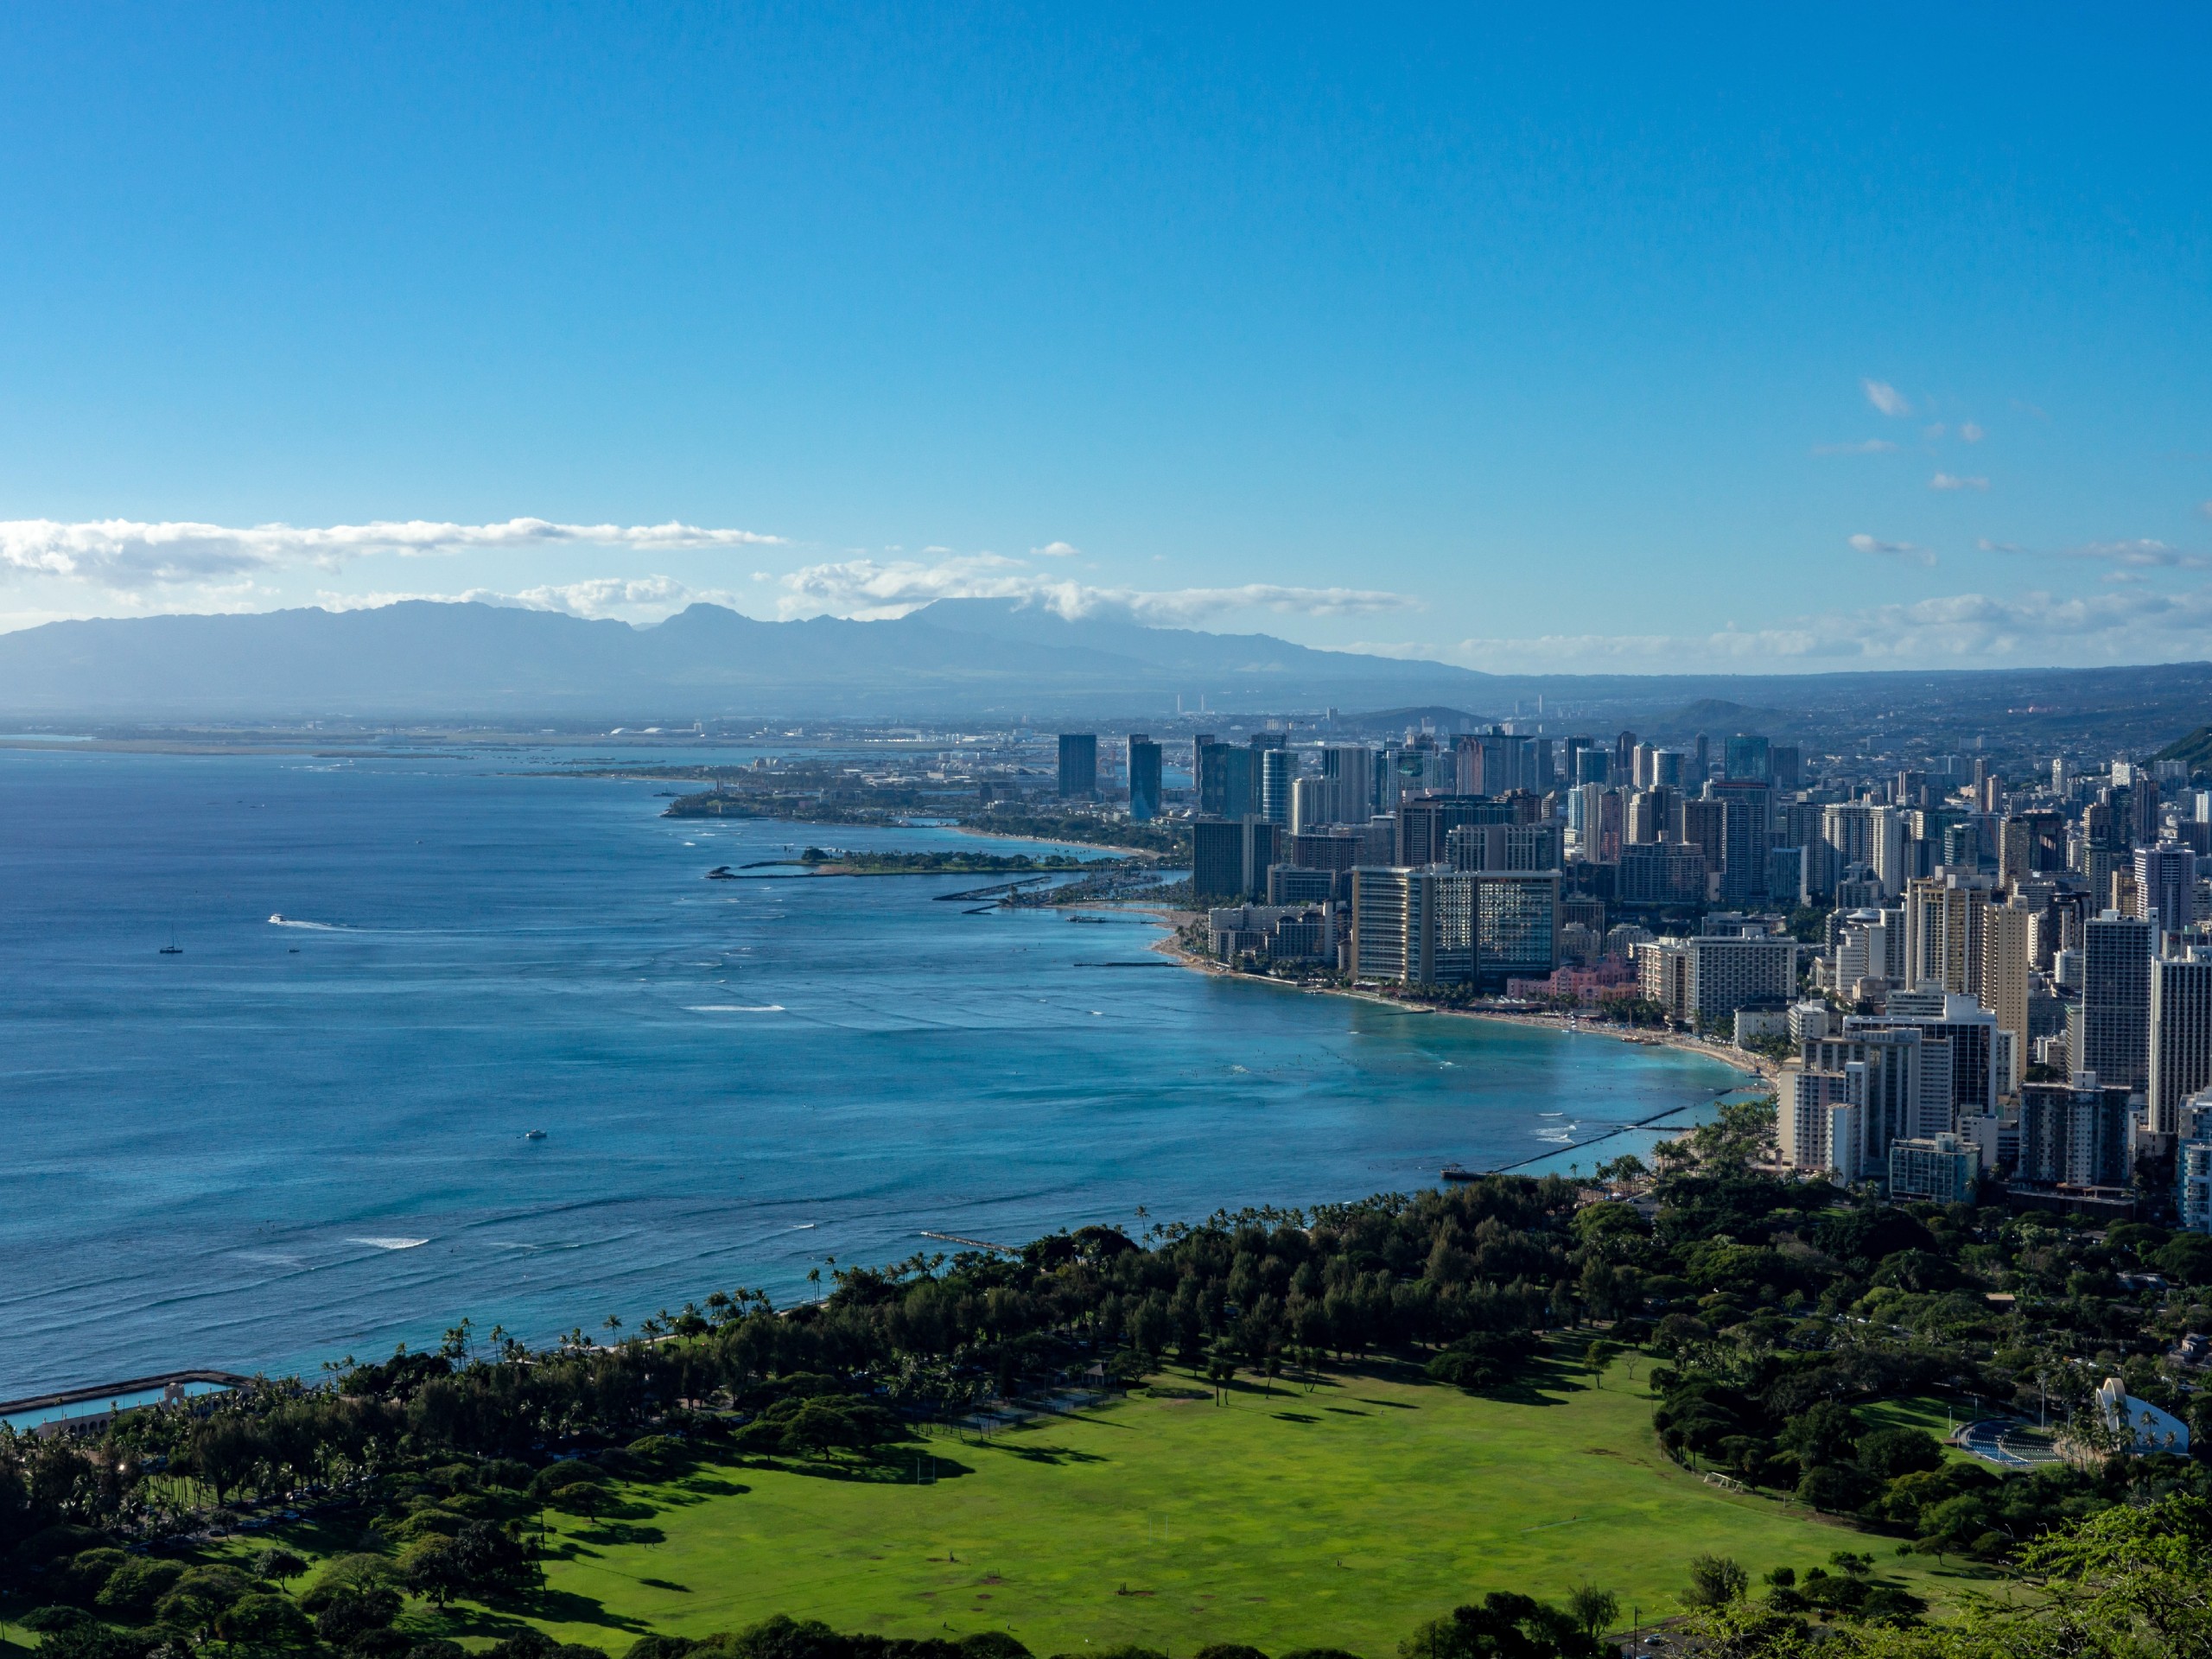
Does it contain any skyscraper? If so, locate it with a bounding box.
[1126,734,1161,822]
[1259,746,1295,825]
[2080,910,2154,1093]
[2151,950,2212,1135]
[1320,744,1375,825]
[2136,841,2196,935]
[1712,780,1772,906]
[1195,741,1254,818]
[1057,734,1097,798]
[1724,734,1770,784]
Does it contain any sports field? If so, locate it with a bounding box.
[487,1353,1948,1656]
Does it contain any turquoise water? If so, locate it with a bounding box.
[0,747,1742,1397]
[0,1381,231,1433]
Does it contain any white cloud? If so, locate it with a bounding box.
[1923,423,1948,440]
[1810,439,1898,455]
[1848,533,1936,567]
[1980,536,2210,570]
[0,518,783,590]
[1961,422,1986,442]
[1862,378,1911,417]
[1444,584,2212,671]
[771,554,1418,624]
[1031,541,1081,559]
[2200,500,2212,519]
[1929,473,1989,492]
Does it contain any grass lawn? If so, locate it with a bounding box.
[476,1352,1958,1657]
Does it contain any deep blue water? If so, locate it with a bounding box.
[0,747,1743,1397]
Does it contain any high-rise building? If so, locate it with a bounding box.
[1351,867,1473,986]
[2132,777,2164,849]
[1126,734,1162,822]
[1195,741,1254,818]
[1193,816,1278,903]
[1259,746,1295,826]
[1637,934,1798,1025]
[1446,822,1562,874]
[2135,841,2196,935]
[1770,745,1802,793]
[2018,1077,2133,1187]
[1320,745,1375,825]
[1288,775,1329,836]
[1573,746,1610,786]
[1980,903,2031,1094]
[1057,734,1097,798]
[1472,871,1560,985]
[1724,734,1771,784]
[2079,910,2154,1093]
[2151,950,2212,1135]
[1818,803,1872,900]
[1903,874,1991,999]
[1618,842,1707,906]
[1397,794,1501,868]
[1802,1026,1949,1154]
[1625,788,1673,845]
[1192,818,1244,903]
[1871,805,1910,897]
[1999,812,2069,885]
[1847,992,1999,1122]
[1712,781,1772,907]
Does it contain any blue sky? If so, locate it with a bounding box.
[1,3,2208,671]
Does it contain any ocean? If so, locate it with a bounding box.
[0,743,1744,1397]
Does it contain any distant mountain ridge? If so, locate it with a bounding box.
[6,598,2212,736]
[0,598,1502,720]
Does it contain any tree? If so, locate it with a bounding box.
[252,1548,308,1586]
[1683,1554,1748,1608]
[1581,1341,1619,1390]
[216,1592,315,1651]
[402,1538,468,1608]
[1566,1585,1618,1641]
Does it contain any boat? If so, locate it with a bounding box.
[269,912,286,924]
[1440,1164,1480,1182]
[523,1129,547,1141]
[159,921,183,956]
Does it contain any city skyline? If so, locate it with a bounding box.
[1,7,2209,670]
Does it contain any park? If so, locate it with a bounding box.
[340,1348,1954,1656]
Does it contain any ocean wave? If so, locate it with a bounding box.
[349,1236,429,1250]
[686,1004,786,1013]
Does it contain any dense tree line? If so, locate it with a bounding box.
[12,1146,2212,1655]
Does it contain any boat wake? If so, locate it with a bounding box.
[349,1236,429,1250]
[268,914,348,931]
[686,1004,786,1014]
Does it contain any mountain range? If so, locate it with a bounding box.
[0,598,1499,721]
[3,600,2210,750]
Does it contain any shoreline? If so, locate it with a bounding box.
[1119,912,1769,1087]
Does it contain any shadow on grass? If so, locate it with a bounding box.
[737,1448,978,1485]
[675,1477,750,1497]
[978,1440,1108,1466]
[431,1589,649,1637]
[569,1522,666,1547]
[1271,1412,1322,1424]
[637,1578,690,1592]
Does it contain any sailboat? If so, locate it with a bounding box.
[159,923,183,956]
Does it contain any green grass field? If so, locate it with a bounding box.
[426,1353,1961,1657]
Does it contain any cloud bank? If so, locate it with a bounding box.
[0,518,784,588]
